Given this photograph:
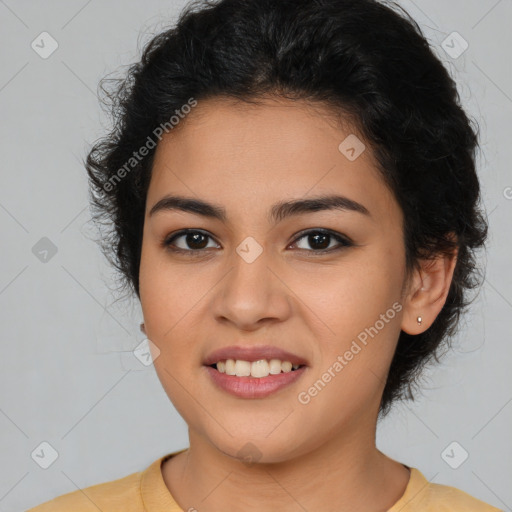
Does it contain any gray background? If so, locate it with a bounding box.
[0,0,511,510]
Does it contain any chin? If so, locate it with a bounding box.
[204,427,312,466]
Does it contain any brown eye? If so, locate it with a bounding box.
[291,229,353,254]
[164,230,220,252]
[162,228,353,256]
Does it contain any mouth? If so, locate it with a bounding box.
[203,344,309,368]
[206,359,306,378]
[202,345,309,398]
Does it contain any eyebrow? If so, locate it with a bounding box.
[148,194,371,224]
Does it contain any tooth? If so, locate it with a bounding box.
[251,359,270,378]
[269,359,282,374]
[217,358,300,376]
[281,361,292,373]
[225,359,236,375]
[235,360,251,376]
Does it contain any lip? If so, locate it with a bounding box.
[204,365,307,399]
[203,345,309,366]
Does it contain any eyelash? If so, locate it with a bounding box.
[162,228,353,256]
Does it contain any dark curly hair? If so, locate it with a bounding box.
[85,0,488,417]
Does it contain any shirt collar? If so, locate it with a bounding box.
[140,452,425,512]
[140,449,188,511]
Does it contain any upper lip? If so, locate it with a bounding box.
[203,345,309,366]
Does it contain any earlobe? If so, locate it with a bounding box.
[401,245,458,335]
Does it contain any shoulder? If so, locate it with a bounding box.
[25,467,143,512]
[391,467,503,512]
[425,481,502,511]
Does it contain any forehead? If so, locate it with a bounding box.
[155,95,372,164]
[148,96,400,227]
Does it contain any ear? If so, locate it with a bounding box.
[401,234,458,335]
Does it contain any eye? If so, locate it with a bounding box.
[163,229,220,254]
[162,228,353,255]
[290,229,353,254]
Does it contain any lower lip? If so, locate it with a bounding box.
[204,365,307,399]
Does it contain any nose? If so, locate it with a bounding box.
[211,246,292,331]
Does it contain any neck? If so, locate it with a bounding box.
[162,414,410,512]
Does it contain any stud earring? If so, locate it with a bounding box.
[140,322,146,334]
[417,316,422,325]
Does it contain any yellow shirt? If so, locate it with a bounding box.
[27,449,502,511]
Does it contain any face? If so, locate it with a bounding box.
[139,96,409,463]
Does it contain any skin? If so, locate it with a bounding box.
[138,96,457,512]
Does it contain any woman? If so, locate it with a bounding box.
[28,0,502,510]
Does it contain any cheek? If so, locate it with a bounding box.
[294,250,402,331]
[297,250,404,382]
[139,249,188,372]
[139,252,205,418]
[139,245,191,333]
[139,246,217,389]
